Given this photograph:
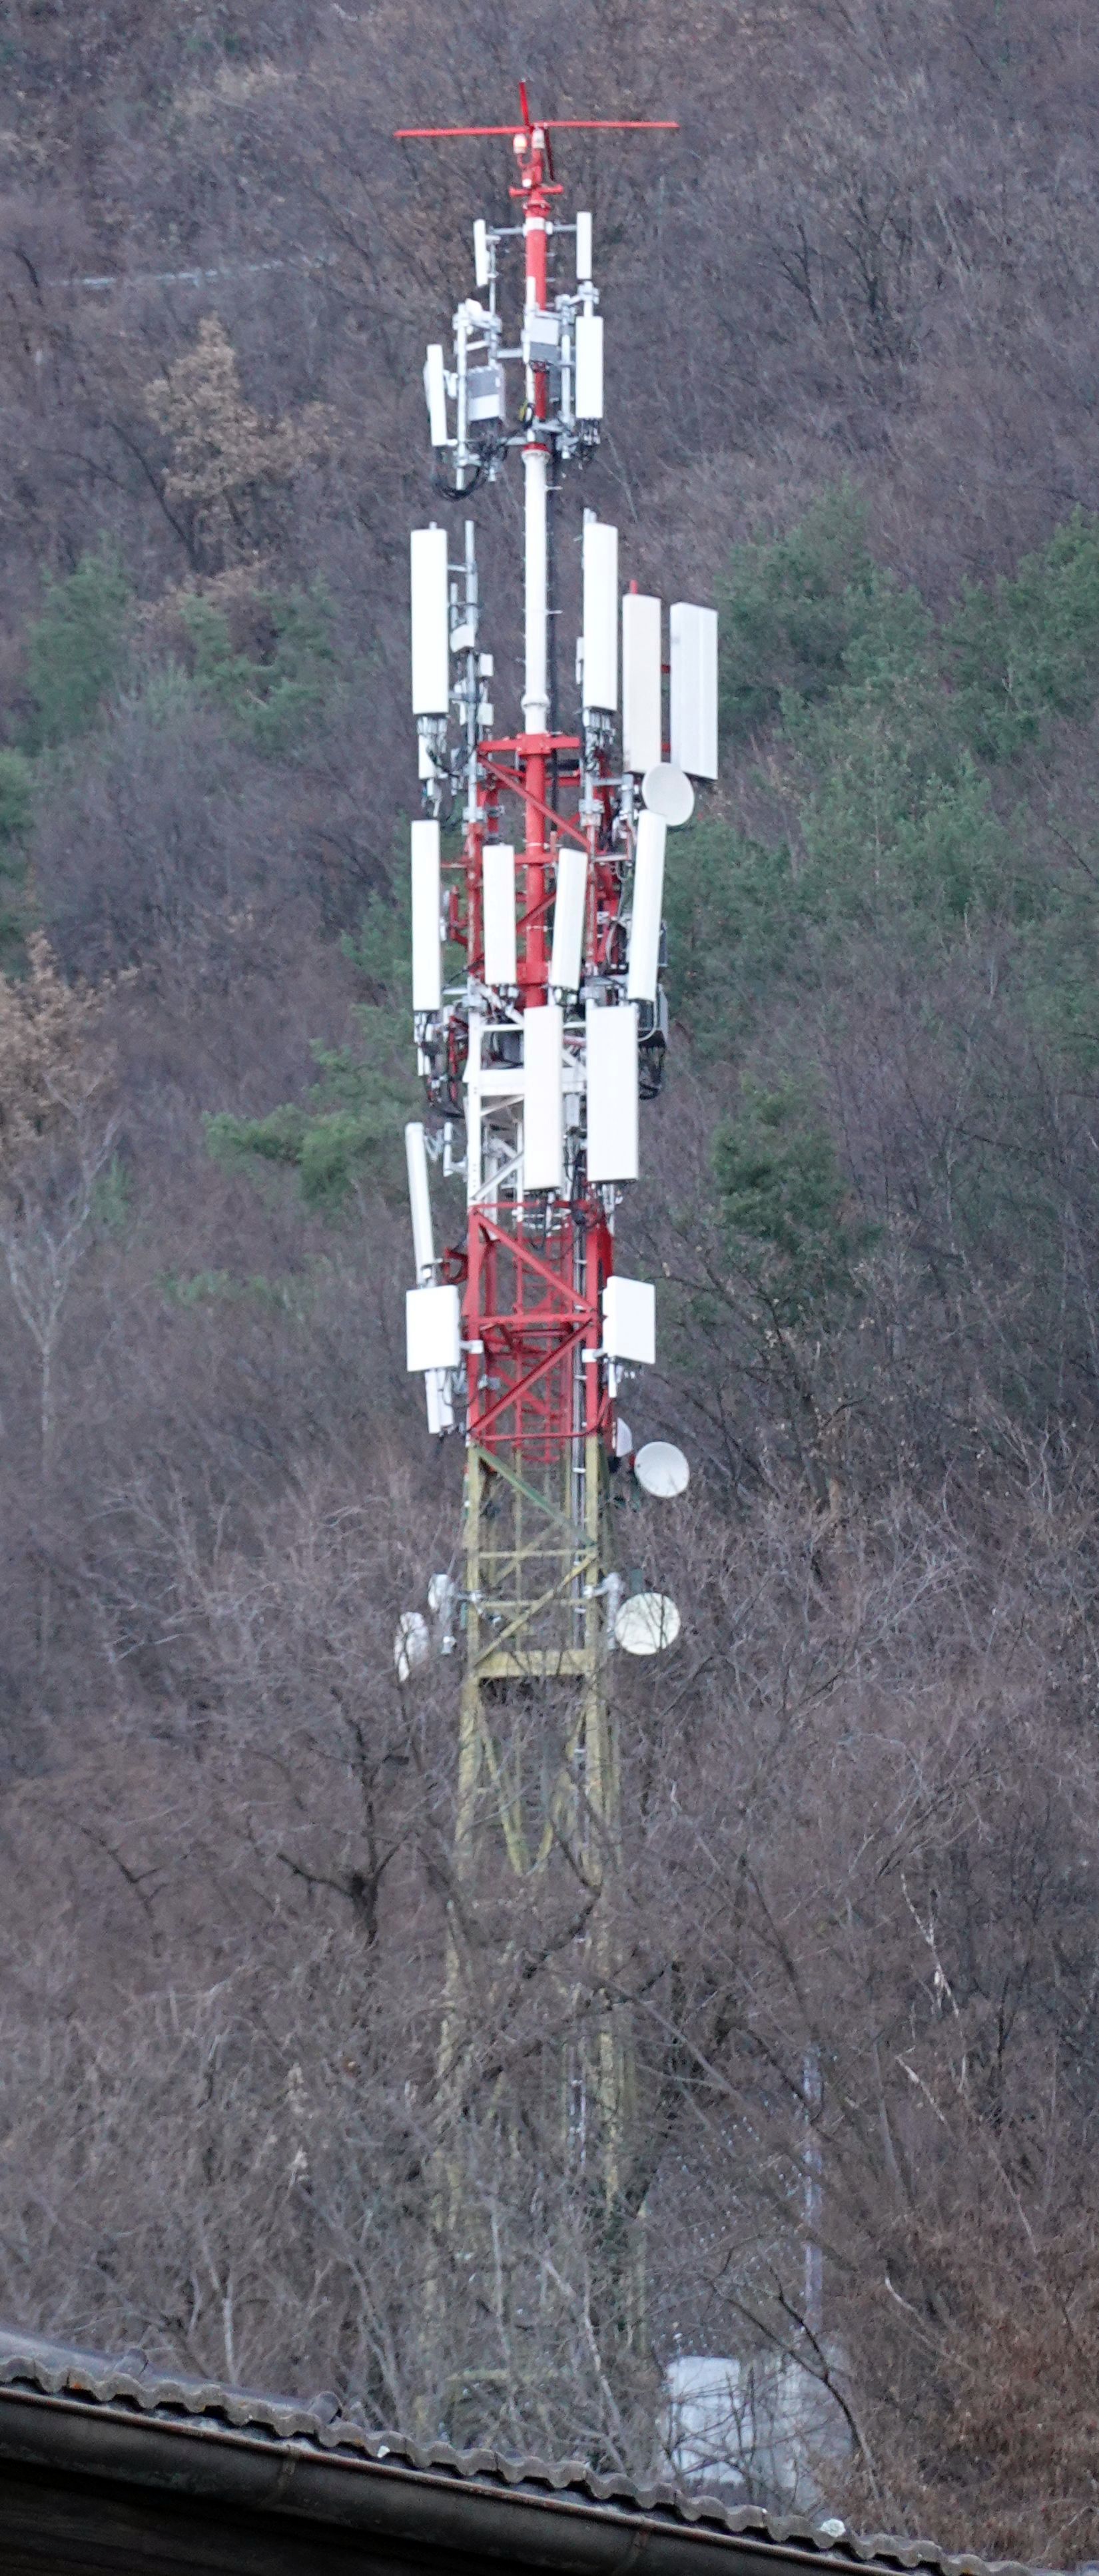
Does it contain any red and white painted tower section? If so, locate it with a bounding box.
[398,89,717,1751]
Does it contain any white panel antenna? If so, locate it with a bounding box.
[622,592,662,774]
[405,1122,436,1279]
[627,810,666,1005]
[482,843,518,988]
[410,526,449,716]
[582,517,618,713]
[575,311,603,420]
[410,818,442,1014]
[406,1281,462,1373]
[424,343,449,448]
[550,846,587,992]
[602,1274,655,1365]
[670,602,719,779]
[524,1004,565,1190]
[406,1120,454,1436]
[425,1373,454,1437]
[575,212,593,281]
[585,1001,639,1182]
[473,219,490,288]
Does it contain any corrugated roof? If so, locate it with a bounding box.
[0,2328,1023,2576]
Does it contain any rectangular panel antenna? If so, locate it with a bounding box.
[585,1001,639,1182]
[627,811,666,1004]
[425,1370,454,1437]
[670,601,719,779]
[575,212,593,280]
[524,1004,565,1190]
[405,1121,436,1279]
[550,846,587,992]
[424,343,449,448]
[410,818,442,1014]
[406,1281,462,1373]
[622,592,662,773]
[575,311,603,420]
[582,517,618,713]
[603,1274,656,1367]
[473,218,490,288]
[410,526,449,715]
[482,843,517,987]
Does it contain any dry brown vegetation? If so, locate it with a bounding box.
[2,1,1099,2559]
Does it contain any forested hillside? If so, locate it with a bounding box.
[3,2,1099,2559]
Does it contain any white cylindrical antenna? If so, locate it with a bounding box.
[582,516,618,713]
[482,843,517,988]
[585,1001,639,1181]
[670,602,719,779]
[550,846,587,992]
[424,342,449,448]
[622,592,663,774]
[405,1121,436,1280]
[473,218,490,288]
[410,817,442,1014]
[410,526,449,717]
[575,310,603,420]
[627,810,666,1004]
[524,1004,565,1191]
[575,212,593,280]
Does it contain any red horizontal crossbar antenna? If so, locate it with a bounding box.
[394,121,679,137]
[394,81,678,141]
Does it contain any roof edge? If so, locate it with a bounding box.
[0,2334,1026,2576]
[0,2383,874,2576]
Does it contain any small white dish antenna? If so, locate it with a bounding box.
[613,1591,681,1656]
[394,1609,430,1681]
[614,1417,634,1459]
[634,1441,690,1499]
[641,763,695,828]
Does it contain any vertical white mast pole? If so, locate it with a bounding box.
[522,239,550,737]
[522,441,549,735]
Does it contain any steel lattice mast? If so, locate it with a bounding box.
[396,89,717,2312]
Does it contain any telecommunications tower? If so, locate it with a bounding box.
[398,88,717,2224]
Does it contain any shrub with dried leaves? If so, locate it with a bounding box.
[0,934,111,1177]
[145,316,333,555]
